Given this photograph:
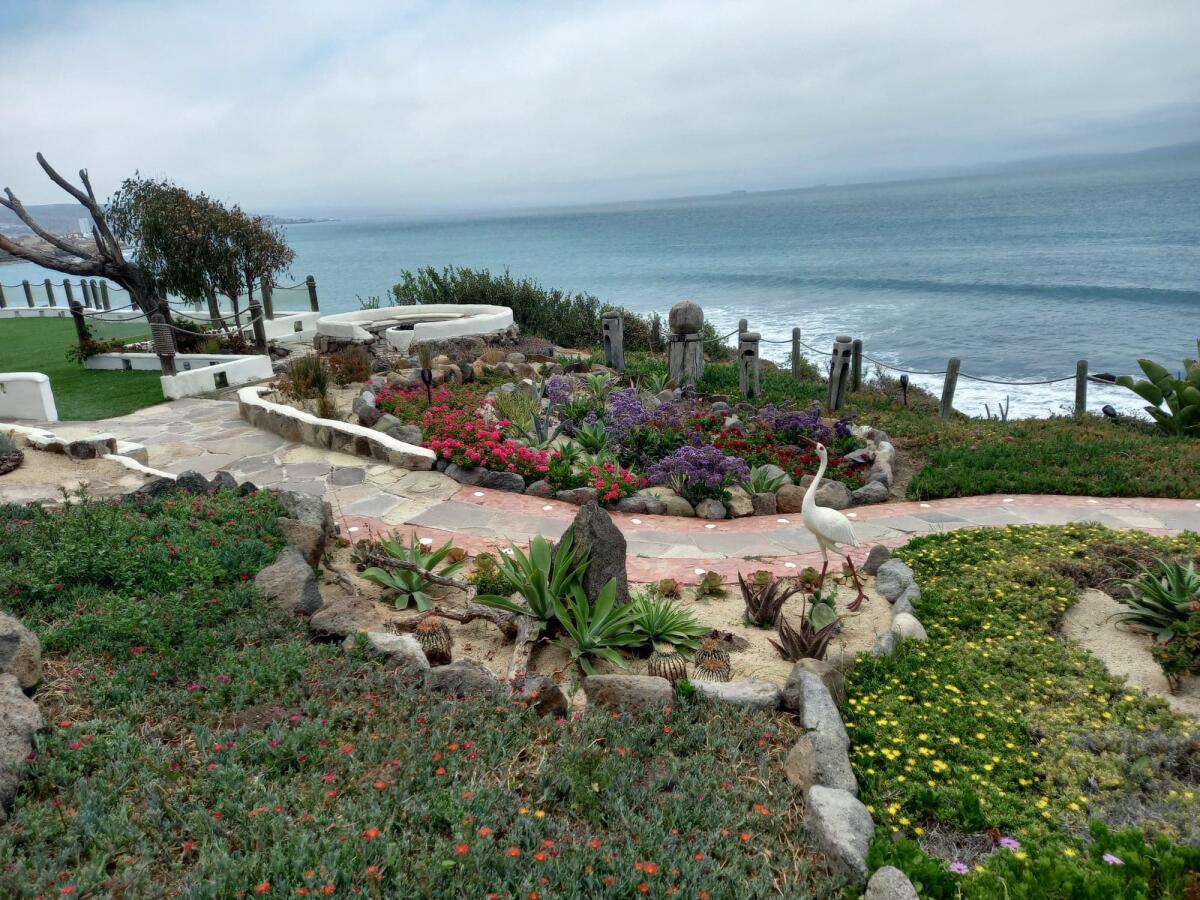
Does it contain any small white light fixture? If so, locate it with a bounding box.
[704,523,716,529]
[630,518,642,525]
[776,518,789,524]
[847,512,858,518]
[693,567,706,576]
[1086,499,1098,504]
[419,537,433,546]
[1002,498,1014,503]
[473,491,484,497]
[542,505,553,511]
[919,502,931,508]
[784,562,797,569]
[347,526,359,533]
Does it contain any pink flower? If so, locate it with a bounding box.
[949,862,968,875]
[1102,853,1123,866]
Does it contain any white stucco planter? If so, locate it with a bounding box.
[0,372,58,422]
[85,352,274,399]
[315,304,514,353]
[237,386,435,470]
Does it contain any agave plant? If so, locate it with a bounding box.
[476,531,590,627]
[769,593,841,661]
[584,372,613,402]
[1116,348,1200,436]
[740,465,788,495]
[507,382,567,450]
[575,421,610,453]
[738,571,804,627]
[642,371,673,393]
[361,534,467,611]
[629,595,709,651]
[552,579,642,675]
[1115,558,1200,641]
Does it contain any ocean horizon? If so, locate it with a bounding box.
[4,151,1198,418]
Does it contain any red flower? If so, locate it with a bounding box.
[255,882,271,894]
[362,827,381,840]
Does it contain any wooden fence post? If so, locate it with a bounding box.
[100,282,111,310]
[63,280,76,309]
[69,300,89,345]
[828,335,853,411]
[851,338,862,391]
[149,314,178,377]
[0,284,7,309]
[79,280,92,307]
[602,310,625,374]
[247,294,269,354]
[1074,360,1088,417]
[22,280,34,308]
[939,357,961,419]
[791,327,801,379]
[260,277,275,320]
[44,279,57,307]
[305,275,319,312]
[738,331,761,397]
[738,318,748,337]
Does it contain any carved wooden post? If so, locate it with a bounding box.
[738,331,761,398]
[0,284,7,309]
[1074,360,1088,417]
[149,313,178,376]
[851,339,862,391]
[305,275,319,312]
[602,310,625,373]
[68,300,89,345]
[791,327,801,379]
[100,281,111,310]
[43,279,57,307]
[939,357,961,419]
[22,280,34,308]
[247,293,269,354]
[667,301,705,388]
[79,280,92,307]
[63,280,76,308]
[828,335,853,411]
[738,318,748,337]
[260,277,275,320]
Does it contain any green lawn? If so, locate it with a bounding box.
[0,317,163,420]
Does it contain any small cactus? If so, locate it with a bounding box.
[696,571,726,597]
[647,643,688,683]
[413,615,453,665]
[656,578,682,598]
[693,636,730,667]
[692,654,732,683]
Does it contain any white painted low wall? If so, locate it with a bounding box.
[316,304,513,352]
[84,352,274,399]
[0,372,58,422]
[0,307,144,322]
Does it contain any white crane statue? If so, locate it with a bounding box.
[801,440,867,610]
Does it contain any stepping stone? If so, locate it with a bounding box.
[329,467,367,486]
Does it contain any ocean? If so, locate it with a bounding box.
[5,154,1198,417]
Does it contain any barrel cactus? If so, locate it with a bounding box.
[1116,346,1200,436]
[647,643,688,683]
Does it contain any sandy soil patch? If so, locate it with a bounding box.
[1063,588,1200,719]
[0,446,147,505]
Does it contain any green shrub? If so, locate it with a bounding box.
[278,354,330,401]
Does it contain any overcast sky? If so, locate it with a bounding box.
[2,0,1198,215]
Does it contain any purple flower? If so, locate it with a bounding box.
[749,402,834,446]
[949,861,969,875]
[1102,853,1123,866]
[545,375,574,407]
[998,836,1020,851]
[646,444,749,505]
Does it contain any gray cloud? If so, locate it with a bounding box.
[2,0,1198,212]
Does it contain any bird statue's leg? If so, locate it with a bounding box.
[844,555,868,611]
[817,559,829,589]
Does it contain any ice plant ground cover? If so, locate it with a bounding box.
[846,524,1200,898]
[0,490,843,897]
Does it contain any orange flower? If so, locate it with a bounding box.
[506,847,521,858]
[739,832,751,843]
[637,884,650,894]
[255,882,271,894]
[478,826,494,838]
[534,851,547,862]
[320,886,334,896]
[361,827,381,840]
[588,839,602,850]
[454,843,470,856]
[434,767,446,776]
[752,803,771,816]
[694,852,705,861]
[294,890,308,897]
[373,781,387,791]
[542,839,555,849]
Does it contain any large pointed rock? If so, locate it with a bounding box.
[564,501,628,605]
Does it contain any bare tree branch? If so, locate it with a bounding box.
[504,615,539,681]
[0,231,102,276]
[0,190,92,259]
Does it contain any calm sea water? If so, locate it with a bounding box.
[5,155,1198,417]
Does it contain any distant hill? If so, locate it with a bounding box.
[0,202,90,236]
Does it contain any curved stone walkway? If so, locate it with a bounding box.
[7,398,1200,582]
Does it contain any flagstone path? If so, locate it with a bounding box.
[8,398,1200,583]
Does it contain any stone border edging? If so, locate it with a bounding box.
[2,422,174,479]
[236,386,435,470]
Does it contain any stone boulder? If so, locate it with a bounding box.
[0,614,41,691]
[775,483,806,514]
[851,481,889,505]
[693,678,782,710]
[0,674,43,821]
[384,423,423,446]
[694,499,726,520]
[891,613,928,642]
[815,481,852,510]
[725,487,755,518]
[866,866,919,900]
[784,658,846,707]
[425,659,502,699]
[861,545,891,576]
[275,491,336,541]
[255,547,323,615]
[874,559,915,603]
[785,671,848,747]
[510,673,568,717]
[566,502,628,604]
[785,731,858,795]
[276,516,325,569]
[583,674,672,710]
[175,471,212,494]
[757,463,791,485]
[556,487,600,506]
[343,631,429,673]
[444,463,526,493]
[806,786,873,885]
[751,492,777,516]
[357,404,383,428]
[65,434,116,460]
[209,471,239,492]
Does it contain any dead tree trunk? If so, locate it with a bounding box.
[0,153,172,324]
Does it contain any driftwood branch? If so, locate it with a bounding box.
[504,615,539,681]
[0,189,91,259]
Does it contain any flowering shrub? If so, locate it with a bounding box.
[588,462,644,506]
[849,524,1200,894]
[65,336,129,363]
[646,445,750,506]
[714,431,867,488]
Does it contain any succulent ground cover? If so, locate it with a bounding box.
[0,491,842,897]
[846,524,1200,898]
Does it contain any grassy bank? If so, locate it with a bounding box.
[848,525,1200,897]
[0,318,163,420]
[0,491,840,898]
